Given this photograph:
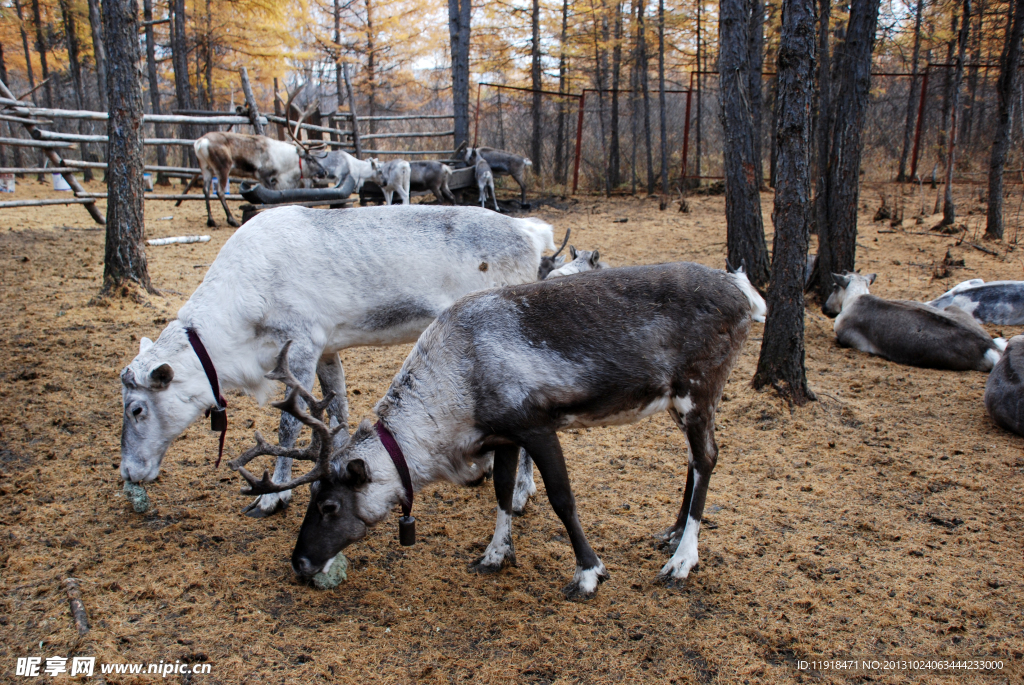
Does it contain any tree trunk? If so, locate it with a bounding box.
[638,1,655,194]
[555,0,570,184]
[0,43,9,168]
[143,0,169,184]
[102,0,153,295]
[30,0,54,108]
[695,0,702,183]
[86,0,108,109]
[937,11,958,170]
[448,0,472,148]
[814,0,880,302]
[658,0,668,194]
[940,0,971,227]
[58,0,95,182]
[365,0,377,131]
[985,0,1024,240]
[754,0,816,405]
[13,0,37,103]
[749,0,765,187]
[335,0,344,113]
[592,0,611,195]
[896,0,924,182]
[961,0,983,149]
[171,0,195,168]
[531,0,543,175]
[609,2,623,189]
[720,0,771,287]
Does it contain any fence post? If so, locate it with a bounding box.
[680,88,693,185]
[572,90,586,194]
[909,66,930,181]
[239,68,265,136]
[472,82,482,148]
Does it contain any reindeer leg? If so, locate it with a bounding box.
[244,343,318,518]
[658,401,718,585]
[515,172,528,206]
[316,352,349,447]
[518,431,607,600]
[202,172,216,228]
[511,448,536,515]
[470,444,520,574]
[218,168,239,227]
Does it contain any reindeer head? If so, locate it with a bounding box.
[120,323,216,482]
[282,82,329,183]
[823,272,876,318]
[228,343,380,580]
[725,259,767,323]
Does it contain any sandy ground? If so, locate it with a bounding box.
[1,176,1022,684]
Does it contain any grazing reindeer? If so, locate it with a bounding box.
[120,205,557,517]
[193,84,327,228]
[317,150,381,193]
[409,161,456,204]
[231,263,751,598]
[824,272,1005,371]
[985,335,1024,436]
[476,158,498,211]
[372,159,411,205]
[928,279,1024,325]
[458,143,532,205]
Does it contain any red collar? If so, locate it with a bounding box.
[185,327,228,467]
[374,420,413,517]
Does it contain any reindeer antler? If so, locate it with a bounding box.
[553,229,570,258]
[227,341,346,495]
[283,83,321,153]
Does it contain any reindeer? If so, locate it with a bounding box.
[409,161,457,204]
[824,272,1005,371]
[546,246,607,278]
[120,205,557,517]
[317,150,381,194]
[193,84,327,228]
[371,159,411,205]
[476,158,499,211]
[457,142,532,205]
[985,335,1024,436]
[230,263,752,599]
[537,229,571,279]
[725,261,767,323]
[928,279,1024,325]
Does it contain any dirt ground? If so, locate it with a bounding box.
[1,177,1022,685]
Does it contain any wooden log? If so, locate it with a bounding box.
[359,130,456,140]
[0,136,74,148]
[75,192,244,201]
[0,166,77,173]
[0,100,262,125]
[0,113,52,125]
[0,197,101,208]
[148,235,210,245]
[332,113,454,122]
[63,578,89,637]
[239,67,265,135]
[342,64,363,158]
[264,114,352,137]
[361,149,458,155]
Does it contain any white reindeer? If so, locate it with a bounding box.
[372,159,411,205]
[120,205,556,517]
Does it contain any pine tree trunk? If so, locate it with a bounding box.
[531,0,543,176]
[609,2,623,189]
[720,0,771,287]
[102,0,152,295]
[86,0,107,108]
[937,11,958,171]
[0,43,8,168]
[961,0,983,149]
[658,0,668,194]
[14,0,37,103]
[896,0,924,182]
[31,0,54,108]
[143,0,169,184]
[754,0,816,405]
[638,1,655,194]
[448,0,472,148]
[171,0,195,168]
[335,0,344,114]
[941,0,971,227]
[58,0,95,182]
[748,0,765,187]
[985,0,1024,240]
[555,0,570,184]
[695,2,703,184]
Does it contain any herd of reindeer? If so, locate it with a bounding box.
[118,112,1024,597]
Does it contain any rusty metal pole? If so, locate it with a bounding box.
[909,66,930,180]
[680,87,693,184]
[571,90,586,194]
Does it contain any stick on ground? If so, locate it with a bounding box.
[63,578,90,636]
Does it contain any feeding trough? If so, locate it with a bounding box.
[238,177,357,222]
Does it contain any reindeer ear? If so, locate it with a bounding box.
[589,250,600,267]
[832,273,850,289]
[866,273,877,285]
[150,363,174,389]
[569,245,578,260]
[342,459,369,488]
[139,337,154,354]
[725,260,736,274]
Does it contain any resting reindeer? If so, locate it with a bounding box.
[547,246,606,278]
[371,159,411,205]
[193,84,327,228]
[458,143,532,205]
[409,161,456,204]
[230,263,751,599]
[928,279,1024,325]
[476,158,499,211]
[824,272,1005,371]
[537,229,571,279]
[985,335,1024,436]
[120,205,556,517]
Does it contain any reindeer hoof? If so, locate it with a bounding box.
[657,563,699,588]
[207,218,218,228]
[227,218,240,228]
[561,563,608,600]
[242,494,289,518]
